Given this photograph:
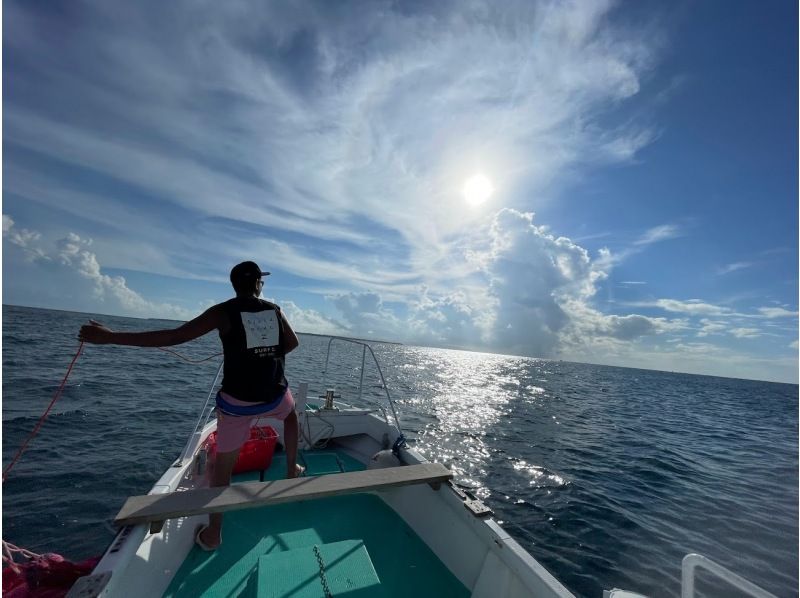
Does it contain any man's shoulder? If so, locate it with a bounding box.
[221,297,280,312]
[256,298,280,311]
[209,299,236,312]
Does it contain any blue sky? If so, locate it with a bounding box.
[3,0,797,383]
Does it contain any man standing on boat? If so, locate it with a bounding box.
[78,261,302,551]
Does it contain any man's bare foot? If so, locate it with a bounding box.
[287,464,305,479]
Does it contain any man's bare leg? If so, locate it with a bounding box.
[284,410,304,478]
[198,448,239,549]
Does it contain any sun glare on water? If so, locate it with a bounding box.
[463,174,494,206]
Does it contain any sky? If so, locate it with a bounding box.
[3,0,798,383]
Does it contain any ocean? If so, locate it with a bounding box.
[2,304,797,597]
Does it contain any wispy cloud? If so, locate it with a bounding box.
[756,307,799,319]
[717,261,756,275]
[628,298,732,317]
[633,224,684,246]
[730,327,761,339]
[5,0,660,293]
[596,222,686,269]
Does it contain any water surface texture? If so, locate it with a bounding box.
[3,305,797,597]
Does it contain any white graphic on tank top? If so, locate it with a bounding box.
[240,310,279,349]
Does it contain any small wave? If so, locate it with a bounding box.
[3,409,90,425]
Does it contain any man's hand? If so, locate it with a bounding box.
[78,320,114,344]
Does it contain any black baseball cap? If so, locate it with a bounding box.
[230,261,270,285]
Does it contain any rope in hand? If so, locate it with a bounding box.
[2,342,222,482]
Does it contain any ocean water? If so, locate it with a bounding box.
[2,304,797,598]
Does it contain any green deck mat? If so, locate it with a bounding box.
[256,540,383,598]
[163,449,468,598]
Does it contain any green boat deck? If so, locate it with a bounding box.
[163,448,469,597]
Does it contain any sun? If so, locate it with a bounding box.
[462,174,494,206]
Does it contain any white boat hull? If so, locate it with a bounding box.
[85,394,575,598]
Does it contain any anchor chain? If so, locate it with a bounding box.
[313,545,333,598]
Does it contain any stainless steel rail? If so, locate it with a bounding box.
[681,553,777,598]
[174,360,223,467]
[320,336,404,435]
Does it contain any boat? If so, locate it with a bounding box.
[63,337,776,598]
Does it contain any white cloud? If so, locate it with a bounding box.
[277,300,345,337]
[717,261,755,275]
[406,288,493,349]
[4,222,195,320]
[459,209,685,356]
[2,215,45,259]
[5,2,796,383]
[646,299,731,317]
[730,327,761,339]
[5,0,660,293]
[568,339,797,383]
[634,224,683,246]
[331,292,404,339]
[697,318,728,337]
[757,307,799,319]
[320,208,686,357]
[595,223,684,269]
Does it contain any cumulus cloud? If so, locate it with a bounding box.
[277,300,345,337]
[3,215,46,259]
[319,208,686,356]
[406,288,492,349]
[4,222,196,320]
[330,292,408,340]
[557,298,688,352]
[476,209,600,355]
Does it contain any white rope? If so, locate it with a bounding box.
[2,540,43,573]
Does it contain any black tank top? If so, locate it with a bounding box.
[219,297,288,403]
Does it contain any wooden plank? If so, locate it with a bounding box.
[114,463,452,527]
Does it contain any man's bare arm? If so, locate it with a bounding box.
[78,306,222,347]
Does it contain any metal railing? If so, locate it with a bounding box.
[320,336,404,434]
[174,361,223,467]
[175,337,405,465]
[681,553,777,598]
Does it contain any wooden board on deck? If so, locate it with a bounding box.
[114,462,452,527]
